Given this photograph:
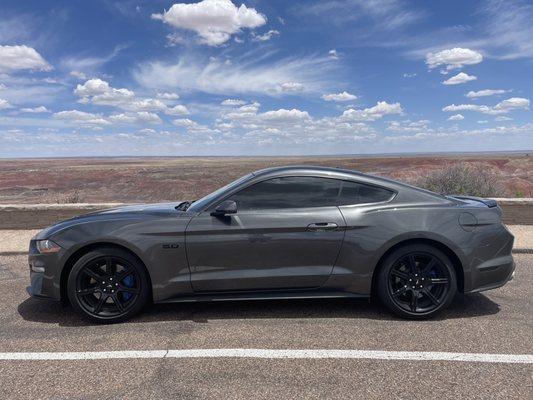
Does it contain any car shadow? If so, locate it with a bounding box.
[17,292,500,327]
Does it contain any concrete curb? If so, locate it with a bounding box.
[513,248,533,254]
[0,199,532,229]
[1,251,28,256]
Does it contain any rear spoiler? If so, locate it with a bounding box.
[448,195,498,208]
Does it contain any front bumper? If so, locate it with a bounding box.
[27,246,63,301]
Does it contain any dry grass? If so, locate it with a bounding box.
[55,190,82,204]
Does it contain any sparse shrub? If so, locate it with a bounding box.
[56,190,82,204]
[415,163,502,197]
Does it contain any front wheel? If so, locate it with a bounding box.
[376,244,457,319]
[67,247,150,323]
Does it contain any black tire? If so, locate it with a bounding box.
[67,246,150,323]
[376,244,457,319]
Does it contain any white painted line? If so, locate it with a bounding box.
[0,349,532,364]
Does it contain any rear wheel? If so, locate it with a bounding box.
[67,247,150,323]
[376,244,457,319]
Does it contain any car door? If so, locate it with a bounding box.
[185,176,347,292]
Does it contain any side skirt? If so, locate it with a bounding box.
[157,290,369,304]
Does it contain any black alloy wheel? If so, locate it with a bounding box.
[377,244,457,319]
[67,247,149,323]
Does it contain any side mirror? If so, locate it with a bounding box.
[210,200,237,217]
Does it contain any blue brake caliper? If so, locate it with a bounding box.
[122,275,134,301]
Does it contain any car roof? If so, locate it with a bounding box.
[252,165,362,177]
[252,165,392,186]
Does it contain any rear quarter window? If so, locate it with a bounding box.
[338,181,395,206]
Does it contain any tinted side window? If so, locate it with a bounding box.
[338,181,394,205]
[229,177,341,210]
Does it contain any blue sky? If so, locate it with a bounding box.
[0,0,531,157]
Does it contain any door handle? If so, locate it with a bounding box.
[307,222,339,231]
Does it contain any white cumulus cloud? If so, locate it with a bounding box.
[426,47,483,70]
[442,104,493,114]
[151,0,266,46]
[466,89,509,98]
[0,45,52,72]
[165,104,190,115]
[109,112,162,124]
[221,98,246,106]
[74,78,135,107]
[0,99,12,109]
[493,97,529,112]
[53,110,110,126]
[156,92,180,100]
[442,97,529,115]
[20,106,50,113]
[442,72,477,85]
[341,101,403,121]
[74,78,189,115]
[260,108,310,122]
[387,120,430,133]
[172,118,198,128]
[447,114,464,121]
[328,49,339,60]
[322,91,357,102]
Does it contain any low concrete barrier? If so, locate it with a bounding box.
[493,198,533,226]
[0,199,532,229]
[0,203,126,230]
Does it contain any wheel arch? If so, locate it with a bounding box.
[60,242,153,304]
[370,238,465,296]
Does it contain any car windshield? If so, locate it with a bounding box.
[187,173,253,213]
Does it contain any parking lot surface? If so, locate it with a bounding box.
[0,254,532,399]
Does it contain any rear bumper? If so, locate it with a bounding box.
[466,255,515,293]
[462,221,516,293]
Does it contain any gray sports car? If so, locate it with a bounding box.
[28,166,515,322]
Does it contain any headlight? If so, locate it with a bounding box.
[35,240,62,254]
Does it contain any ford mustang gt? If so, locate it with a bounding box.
[28,166,515,322]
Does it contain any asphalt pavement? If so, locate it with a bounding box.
[0,253,532,399]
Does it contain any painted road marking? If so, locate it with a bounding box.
[0,349,532,364]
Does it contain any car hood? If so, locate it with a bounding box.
[85,202,181,216]
[34,202,185,240]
